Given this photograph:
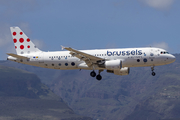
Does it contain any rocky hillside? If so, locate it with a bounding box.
[1,54,180,120]
[0,65,92,120]
[124,85,180,120]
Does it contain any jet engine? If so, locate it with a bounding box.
[107,67,130,76]
[98,60,129,75]
[104,60,122,70]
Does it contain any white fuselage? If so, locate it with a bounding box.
[8,26,176,80]
[8,47,176,70]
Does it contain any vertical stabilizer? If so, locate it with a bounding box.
[10,27,41,55]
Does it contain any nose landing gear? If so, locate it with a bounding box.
[151,66,156,76]
[152,72,156,76]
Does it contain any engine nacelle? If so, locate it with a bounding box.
[107,67,130,76]
[105,60,122,70]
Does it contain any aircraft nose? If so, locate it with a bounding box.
[170,54,176,63]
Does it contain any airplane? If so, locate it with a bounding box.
[7,27,176,81]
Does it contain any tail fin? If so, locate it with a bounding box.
[10,27,41,55]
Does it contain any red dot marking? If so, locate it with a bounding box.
[13,39,17,43]
[27,45,30,48]
[15,46,17,49]
[19,38,24,43]
[13,32,16,36]
[27,38,30,42]
[20,45,24,49]
[20,32,23,35]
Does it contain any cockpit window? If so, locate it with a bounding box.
[161,51,169,54]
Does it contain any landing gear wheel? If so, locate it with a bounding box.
[96,74,102,81]
[152,72,156,76]
[90,71,96,77]
[151,66,156,76]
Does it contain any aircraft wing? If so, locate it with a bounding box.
[62,46,104,67]
[7,53,29,59]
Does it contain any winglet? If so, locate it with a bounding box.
[61,45,65,50]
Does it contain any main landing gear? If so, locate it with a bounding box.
[90,71,96,77]
[90,70,103,81]
[151,66,156,76]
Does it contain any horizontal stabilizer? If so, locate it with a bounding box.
[7,53,29,59]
